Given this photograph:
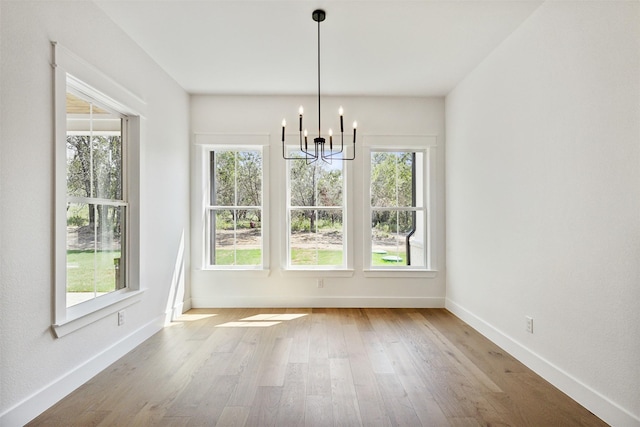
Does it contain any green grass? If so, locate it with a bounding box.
[372,251,407,266]
[66,250,121,292]
[290,249,343,266]
[213,248,342,266]
[212,248,407,267]
[214,249,262,265]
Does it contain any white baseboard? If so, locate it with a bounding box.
[0,314,165,427]
[445,299,640,427]
[191,296,445,308]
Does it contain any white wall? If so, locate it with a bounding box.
[445,1,640,425]
[0,1,190,425]
[190,95,446,307]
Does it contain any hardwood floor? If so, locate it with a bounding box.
[29,308,607,426]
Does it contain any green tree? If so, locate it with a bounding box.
[66,134,122,232]
[371,152,413,229]
[290,157,343,231]
[213,150,262,224]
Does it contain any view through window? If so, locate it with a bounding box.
[65,90,127,307]
[370,150,426,268]
[208,149,263,268]
[287,153,346,268]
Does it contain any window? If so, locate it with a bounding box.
[65,89,127,307]
[366,145,432,270]
[206,148,264,268]
[53,42,144,337]
[286,153,347,269]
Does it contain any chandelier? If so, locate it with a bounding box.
[281,9,357,164]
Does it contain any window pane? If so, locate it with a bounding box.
[409,210,426,268]
[66,92,123,200]
[235,209,262,265]
[66,136,91,198]
[290,157,343,207]
[66,203,124,307]
[212,209,234,264]
[93,135,123,200]
[213,152,236,206]
[290,209,343,266]
[236,151,262,207]
[371,152,415,208]
[211,209,262,266]
[371,210,409,266]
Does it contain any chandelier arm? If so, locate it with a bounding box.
[306,141,319,165]
[324,130,345,157]
[282,141,298,160]
[324,132,356,161]
[299,130,318,159]
[282,130,302,160]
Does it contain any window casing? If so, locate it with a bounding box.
[53,42,144,337]
[285,149,348,270]
[365,144,433,271]
[205,147,264,269]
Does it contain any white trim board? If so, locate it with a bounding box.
[0,315,164,427]
[445,299,640,427]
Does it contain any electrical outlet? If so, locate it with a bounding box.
[317,279,324,288]
[118,310,125,326]
[525,316,533,334]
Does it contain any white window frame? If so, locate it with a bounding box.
[53,42,145,337]
[193,134,270,274]
[363,136,437,277]
[283,144,353,274]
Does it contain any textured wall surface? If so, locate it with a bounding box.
[0,1,190,422]
[190,95,446,307]
[446,1,640,424]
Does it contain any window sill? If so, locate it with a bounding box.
[280,269,355,278]
[52,289,145,338]
[363,269,438,278]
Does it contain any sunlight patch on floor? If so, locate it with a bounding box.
[216,321,281,328]
[216,313,309,328]
[240,313,308,321]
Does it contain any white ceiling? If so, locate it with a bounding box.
[94,0,543,96]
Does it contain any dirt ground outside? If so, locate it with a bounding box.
[214,228,407,252]
[67,226,121,251]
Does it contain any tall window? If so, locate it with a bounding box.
[65,88,127,307]
[286,154,346,269]
[368,149,428,269]
[53,43,143,336]
[207,148,264,268]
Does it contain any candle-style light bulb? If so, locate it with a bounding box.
[352,121,357,143]
[281,119,286,142]
[299,106,303,131]
[353,121,358,129]
[338,106,344,116]
[329,128,333,149]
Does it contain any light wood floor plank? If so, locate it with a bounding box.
[28,308,607,427]
[304,395,333,427]
[329,357,363,426]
